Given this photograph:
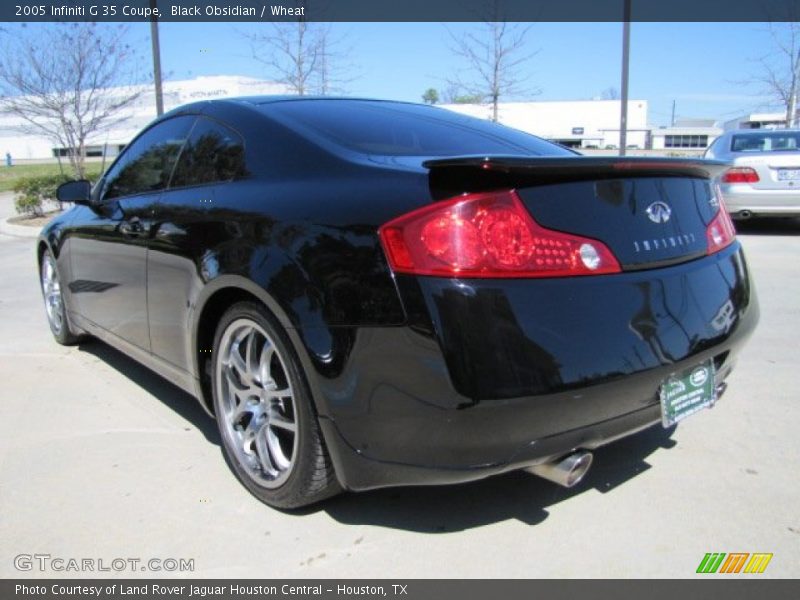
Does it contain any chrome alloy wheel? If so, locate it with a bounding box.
[41,254,64,335]
[215,319,299,488]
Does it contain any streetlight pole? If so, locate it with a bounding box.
[150,0,164,116]
[619,0,631,156]
[791,46,800,128]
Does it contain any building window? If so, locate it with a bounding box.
[52,144,124,158]
[664,135,709,148]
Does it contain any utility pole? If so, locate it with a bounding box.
[619,0,631,156]
[671,100,676,126]
[150,0,164,116]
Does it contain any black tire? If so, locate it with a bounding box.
[40,249,84,346]
[211,301,340,509]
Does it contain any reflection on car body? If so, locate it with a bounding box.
[39,98,758,508]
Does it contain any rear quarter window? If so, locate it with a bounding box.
[170,117,248,188]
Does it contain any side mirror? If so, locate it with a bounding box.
[56,180,92,205]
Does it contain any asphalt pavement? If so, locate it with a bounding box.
[0,191,797,578]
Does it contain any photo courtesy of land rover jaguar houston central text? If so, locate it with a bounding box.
[39,98,758,508]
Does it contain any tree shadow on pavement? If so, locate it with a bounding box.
[316,424,677,532]
[76,341,221,445]
[735,217,800,236]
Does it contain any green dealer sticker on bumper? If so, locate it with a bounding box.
[659,359,717,427]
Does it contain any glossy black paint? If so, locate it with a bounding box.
[518,177,718,269]
[39,98,758,492]
[307,242,756,478]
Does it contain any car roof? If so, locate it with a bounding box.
[727,129,800,135]
[222,95,422,107]
[160,96,427,120]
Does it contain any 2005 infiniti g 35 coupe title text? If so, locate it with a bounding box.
[39,98,758,508]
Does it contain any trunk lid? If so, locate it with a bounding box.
[423,156,730,270]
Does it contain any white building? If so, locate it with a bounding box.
[1,81,733,159]
[649,119,723,150]
[0,75,288,160]
[723,111,787,130]
[440,99,649,150]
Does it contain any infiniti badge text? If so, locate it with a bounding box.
[633,233,697,253]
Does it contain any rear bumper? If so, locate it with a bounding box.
[321,377,725,492]
[720,183,800,217]
[309,244,758,491]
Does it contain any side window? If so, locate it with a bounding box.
[170,117,247,188]
[101,116,195,202]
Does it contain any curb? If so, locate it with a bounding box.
[0,215,42,239]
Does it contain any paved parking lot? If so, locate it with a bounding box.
[0,202,798,578]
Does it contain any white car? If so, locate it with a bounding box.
[705,129,800,219]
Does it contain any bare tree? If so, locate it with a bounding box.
[317,27,334,95]
[601,86,621,100]
[748,22,800,127]
[247,20,319,96]
[245,6,354,97]
[446,11,540,122]
[0,23,141,179]
[314,25,356,96]
[440,83,459,104]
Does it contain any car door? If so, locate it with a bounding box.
[68,116,195,351]
[147,116,249,370]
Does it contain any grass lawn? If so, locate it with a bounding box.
[0,163,103,193]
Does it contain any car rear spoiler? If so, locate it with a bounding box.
[422,155,731,181]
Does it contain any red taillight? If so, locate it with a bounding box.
[706,196,737,255]
[379,190,621,278]
[721,167,759,184]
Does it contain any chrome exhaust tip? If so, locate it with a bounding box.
[525,451,593,488]
[737,210,752,220]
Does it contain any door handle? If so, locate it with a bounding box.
[120,217,146,237]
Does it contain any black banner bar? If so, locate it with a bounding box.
[3,0,800,23]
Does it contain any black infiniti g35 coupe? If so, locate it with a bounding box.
[39,98,758,508]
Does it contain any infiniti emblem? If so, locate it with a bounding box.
[646,201,672,224]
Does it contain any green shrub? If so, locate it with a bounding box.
[13,192,46,217]
[13,174,73,217]
[12,170,100,217]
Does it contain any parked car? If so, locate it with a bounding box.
[705,129,800,219]
[40,98,758,508]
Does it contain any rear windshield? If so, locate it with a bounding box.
[264,100,572,157]
[731,132,800,152]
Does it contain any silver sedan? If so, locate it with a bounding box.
[705,129,800,219]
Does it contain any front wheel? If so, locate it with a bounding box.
[40,250,83,345]
[211,301,340,509]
